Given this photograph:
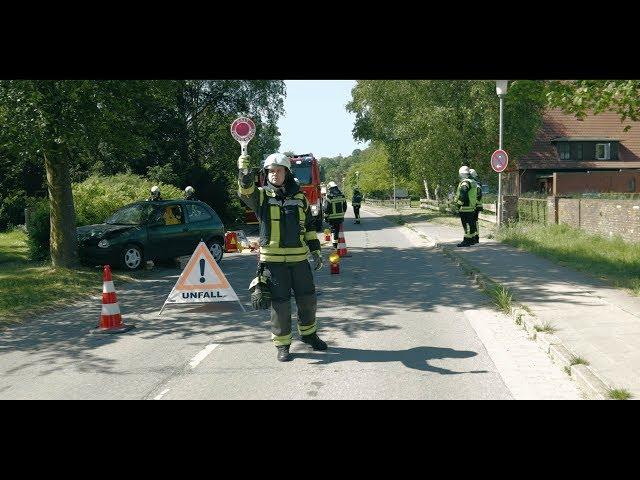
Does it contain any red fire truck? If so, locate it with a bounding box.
[243,153,323,231]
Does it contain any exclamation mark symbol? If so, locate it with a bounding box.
[199,258,206,283]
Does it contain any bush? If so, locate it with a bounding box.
[73,174,183,226]
[0,191,27,231]
[26,198,51,261]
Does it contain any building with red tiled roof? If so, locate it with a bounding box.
[515,109,640,195]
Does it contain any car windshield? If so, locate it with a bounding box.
[291,164,313,184]
[106,204,152,225]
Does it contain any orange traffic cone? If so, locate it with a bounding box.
[337,224,348,257]
[91,265,134,334]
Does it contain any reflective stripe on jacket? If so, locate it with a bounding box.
[238,178,319,263]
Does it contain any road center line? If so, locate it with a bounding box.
[188,343,220,369]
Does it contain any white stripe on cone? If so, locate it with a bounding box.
[101,303,121,316]
[103,281,115,293]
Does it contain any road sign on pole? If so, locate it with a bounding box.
[491,149,509,173]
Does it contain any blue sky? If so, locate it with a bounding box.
[277,80,369,159]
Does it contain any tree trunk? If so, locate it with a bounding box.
[423,179,430,200]
[44,148,79,268]
[434,184,440,202]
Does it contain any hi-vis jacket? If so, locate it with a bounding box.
[239,175,321,263]
[475,179,483,212]
[323,191,347,221]
[455,179,478,213]
[352,192,363,207]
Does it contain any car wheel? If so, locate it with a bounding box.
[121,244,143,270]
[207,238,224,264]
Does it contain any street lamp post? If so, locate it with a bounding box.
[496,80,509,226]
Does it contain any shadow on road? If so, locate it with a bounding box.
[292,345,488,374]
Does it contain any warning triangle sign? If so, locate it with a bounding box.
[160,241,244,314]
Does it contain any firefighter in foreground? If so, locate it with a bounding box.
[352,188,363,224]
[238,153,327,362]
[455,166,478,247]
[323,181,347,248]
[469,169,482,244]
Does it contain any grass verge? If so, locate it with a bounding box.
[496,222,640,296]
[0,229,141,326]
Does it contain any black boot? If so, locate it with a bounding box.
[473,235,479,244]
[457,239,472,247]
[301,333,327,351]
[277,345,292,362]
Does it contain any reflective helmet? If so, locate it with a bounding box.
[327,181,338,188]
[458,166,470,179]
[469,168,478,179]
[151,185,160,194]
[185,186,195,195]
[263,153,291,171]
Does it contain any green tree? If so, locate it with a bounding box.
[0,80,167,267]
[0,80,286,265]
[347,80,545,196]
[546,80,640,129]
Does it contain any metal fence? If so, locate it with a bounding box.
[518,197,547,224]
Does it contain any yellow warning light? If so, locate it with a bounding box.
[329,251,340,264]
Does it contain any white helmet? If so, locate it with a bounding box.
[327,181,338,188]
[151,185,160,194]
[458,166,470,179]
[263,153,291,171]
[185,186,195,194]
[469,168,478,179]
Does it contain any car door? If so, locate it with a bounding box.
[182,202,223,254]
[146,202,192,259]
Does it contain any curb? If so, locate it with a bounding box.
[365,204,615,400]
[438,239,613,400]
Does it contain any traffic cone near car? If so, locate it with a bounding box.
[91,265,134,334]
[338,224,348,257]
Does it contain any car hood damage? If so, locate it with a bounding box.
[76,224,137,241]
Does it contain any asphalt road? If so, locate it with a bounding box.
[0,207,581,399]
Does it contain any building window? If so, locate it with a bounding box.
[558,142,570,160]
[596,143,611,160]
[574,143,583,160]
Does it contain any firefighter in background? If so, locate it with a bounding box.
[455,166,478,247]
[469,169,482,244]
[147,185,162,201]
[238,153,327,362]
[323,181,347,249]
[184,185,196,200]
[352,188,363,224]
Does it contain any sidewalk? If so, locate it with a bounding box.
[364,204,640,399]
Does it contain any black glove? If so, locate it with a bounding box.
[250,283,271,310]
[249,266,272,310]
